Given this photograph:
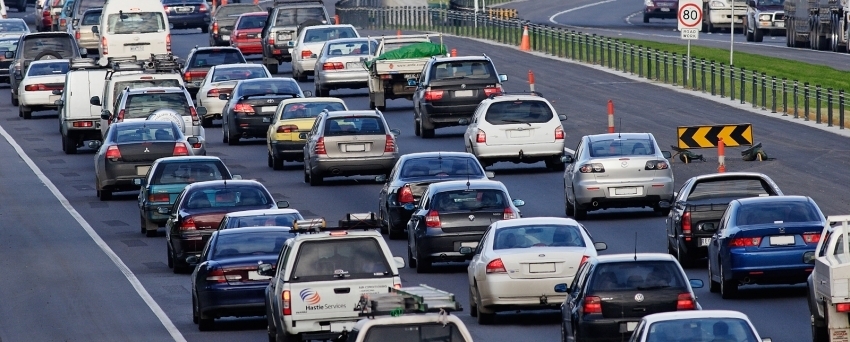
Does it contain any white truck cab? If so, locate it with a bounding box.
[93,0,171,66]
[808,215,850,342]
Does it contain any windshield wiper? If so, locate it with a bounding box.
[439,76,466,80]
[636,285,671,290]
[501,119,532,126]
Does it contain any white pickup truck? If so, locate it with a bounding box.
[808,215,850,342]
[365,34,445,111]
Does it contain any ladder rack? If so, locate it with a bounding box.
[355,285,462,318]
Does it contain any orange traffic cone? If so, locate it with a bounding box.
[450,48,457,57]
[397,30,402,37]
[519,26,530,51]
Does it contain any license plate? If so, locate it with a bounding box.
[769,235,795,246]
[461,241,478,248]
[620,321,638,333]
[699,238,711,247]
[776,22,785,28]
[614,187,639,195]
[346,62,362,69]
[176,6,193,12]
[130,45,144,52]
[455,90,473,97]
[529,263,556,273]
[509,129,531,138]
[247,271,271,281]
[404,73,418,79]
[330,321,357,331]
[345,143,366,152]
[262,106,277,112]
[661,8,670,11]
[136,165,151,176]
[262,117,270,123]
[222,35,230,41]
[247,34,257,38]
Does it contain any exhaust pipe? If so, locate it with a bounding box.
[742,277,752,284]
[592,201,599,207]
[330,168,341,175]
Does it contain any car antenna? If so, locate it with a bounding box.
[618,118,622,139]
[465,159,472,189]
[633,231,638,261]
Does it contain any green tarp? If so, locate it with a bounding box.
[365,42,447,69]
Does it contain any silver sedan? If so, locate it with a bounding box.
[313,37,377,97]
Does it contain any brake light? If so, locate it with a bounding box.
[476,129,486,143]
[101,36,108,55]
[42,10,49,17]
[315,137,326,155]
[166,34,171,53]
[645,160,670,170]
[485,258,506,273]
[213,22,219,34]
[503,207,517,220]
[302,50,313,58]
[425,210,441,228]
[424,90,443,101]
[173,143,190,156]
[163,5,170,11]
[483,86,502,97]
[233,103,255,114]
[183,71,192,82]
[676,293,696,310]
[24,84,51,91]
[276,125,298,133]
[72,121,93,128]
[555,126,565,139]
[75,30,80,40]
[267,37,274,45]
[582,296,602,314]
[60,18,66,27]
[803,233,821,244]
[837,303,850,312]
[394,283,402,289]
[116,109,125,122]
[398,185,414,204]
[729,237,761,247]
[579,163,605,173]
[579,255,590,267]
[189,107,200,125]
[207,89,220,97]
[105,145,121,161]
[199,3,208,12]
[282,290,291,315]
[384,135,395,153]
[180,217,196,231]
[205,268,226,283]
[682,211,692,241]
[235,31,248,39]
[322,62,344,70]
[148,193,170,202]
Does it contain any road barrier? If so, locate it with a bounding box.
[335,3,849,130]
[487,8,518,20]
[451,48,457,57]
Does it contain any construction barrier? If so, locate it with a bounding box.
[487,8,517,20]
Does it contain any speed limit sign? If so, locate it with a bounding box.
[677,0,702,31]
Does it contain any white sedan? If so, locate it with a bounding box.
[629,310,772,342]
[18,59,69,120]
[195,63,272,127]
[463,217,607,324]
[290,24,360,82]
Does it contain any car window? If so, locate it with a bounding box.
[113,125,180,143]
[736,201,821,225]
[688,178,772,200]
[124,92,191,119]
[81,11,101,25]
[238,80,300,97]
[646,318,759,342]
[323,116,385,136]
[190,49,245,68]
[325,40,377,56]
[22,37,75,59]
[236,15,266,29]
[399,156,484,179]
[113,79,182,107]
[630,321,646,342]
[484,100,554,125]
[0,21,29,33]
[27,61,69,76]
[226,213,304,229]
[432,189,507,211]
[493,224,586,250]
[274,7,325,26]
[107,12,166,34]
[362,323,468,342]
[184,186,273,209]
[570,262,591,297]
[589,261,685,291]
[431,61,496,80]
[0,39,18,55]
[211,231,290,259]
[290,238,391,282]
[281,102,345,119]
[151,162,226,185]
[215,5,262,19]
[77,0,106,16]
[303,27,357,42]
[62,1,75,16]
[211,66,267,82]
[588,138,656,157]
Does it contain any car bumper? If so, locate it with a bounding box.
[472,141,565,160]
[197,285,267,318]
[270,141,306,161]
[421,102,480,124]
[232,41,263,55]
[577,319,641,342]
[311,156,396,177]
[295,58,317,73]
[233,117,272,138]
[142,205,173,225]
[168,15,210,28]
[419,231,484,262]
[729,249,814,284]
[708,8,745,26]
[20,90,61,108]
[172,234,213,263]
[573,177,674,208]
[102,162,150,190]
[754,17,785,29]
[78,38,100,52]
[681,235,713,258]
[284,317,360,336]
[478,274,569,310]
[316,69,369,89]
[644,7,677,18]
[199,97,227,117]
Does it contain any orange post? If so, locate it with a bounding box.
[528,70,535,92]
[519,26,530,51]
[334,14,340,24]
[450,48,457,57]
[254,0,259,4]
[397,29,402,37]
[221,0,227,5]
[607,100,615,133]
[717,138,726,173]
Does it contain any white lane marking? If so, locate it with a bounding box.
[624,11,642,25]
[549,0,620,24]
[0,126,187,342]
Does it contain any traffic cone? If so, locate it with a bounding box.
[519,26,530,52]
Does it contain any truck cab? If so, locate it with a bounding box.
[808,215,850,342]
[261,0,331,74]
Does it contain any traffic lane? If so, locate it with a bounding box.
[0,126,177,341]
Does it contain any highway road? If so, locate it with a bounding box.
[495,0,850,71]
[1,3,849,341]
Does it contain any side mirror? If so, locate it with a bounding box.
[196,107,207,116]
[673,191,678,198]
[390,128,400,136]
[662,150,672,159]
[554,283,569,293]
[499,74,508,82]
[186,137,200,145]
[277,200,290,208]
[186,255,199,265]
[689,279,705,288]
[100,111,111,120]
[218,94,229,101]
[803,251,816,264]
[558,114,567,121]
[90,96,101,106]
[485,171,495,178]
[4,51,13,59]
[133,178,144,186]
[393,256,405,269]
[88,140,102,149]
[91,26,99,34]
[303,90,313,98]
[52,89,63,95]
[458,246,474,255]
[561,155,575,164]
[512,199,525,207]
[232,174,242,180]
[258,263,275,276]
[80,48,87,57]
[55,99,64,107]
[458,118,470,125]
[375,174,387,183]
[407,79,418,86]
[594,242,607,251]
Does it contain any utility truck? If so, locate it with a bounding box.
[364,34,446,111]
[785,0,850,51]
[807,215,850,342]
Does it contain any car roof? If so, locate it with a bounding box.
[642,310,751,323]
[586,132,653,141]
[216,226,292,236]
[110,121,178,130]
[212,63,265,70]
[126,86,186,94]
[736,195,810,205]
[304,24,355,30]
[428,180,506,191]
[225,209,302,218]
[185,179,265,190]
[22,32,72,39]
[487,94,549,102]
[239,11,268,16]
[29,59,69,66]
[691,172,772,181]
[399,151,477,161]
[595,253,675,263]
[193,46,241,52]
[431,56,491,63]
[492,217,582,229]
[238,77,295,85]
[325,110,381,118]
[325,37,375,44]
[154,156,223,163]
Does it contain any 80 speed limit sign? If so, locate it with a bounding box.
[677,0,702,31]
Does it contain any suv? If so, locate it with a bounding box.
[181,46,247,98]
[261,213,405,342]
[411,55,507,139]
[261,0,331,74]
[208,2,263,46]
[8,32,86,106]
[303,110,401,186]
[463,92,567,170]
[744,0,785,42]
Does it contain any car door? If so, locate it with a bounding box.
[267,240,292,332]
[565,139,584,199]
[303,115,322,168]
[378,162,399,214]
[412,63,430,112]
[709,206,732,272]
[465,103,486,151]
[468,227,492,284]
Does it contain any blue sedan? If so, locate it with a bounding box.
[190,226,291,331]
[707,195,825,299]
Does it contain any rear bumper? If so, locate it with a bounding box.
[199,97,227,117]
[472,141,564,160]
[644,7,677,18]
[294,58,318,73]
[197,285,267,318]
[142,204,173,225]
[20,90,60,108]
[387,205,414,230]
[102,162,151,190]
[232,41,263,55]
[270,141,306,161]
[478,275,569,309]
[168,15,210,27]
[233,116,272,138]
[729,250,814,284]
[418,231,484,262]
[573,178,674,209]
[311,156,396,177]
[316,69,369,89]
[421,102,479,126]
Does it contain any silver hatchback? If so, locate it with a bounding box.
[562,133,673,219]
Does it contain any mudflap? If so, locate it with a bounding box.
[263,56,279,65]
[370,91,385,108]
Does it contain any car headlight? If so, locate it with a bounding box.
[644,0,655,6]
[759,14,772,21]
[709,0,725,7]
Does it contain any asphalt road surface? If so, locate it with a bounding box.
[1,3,848,342]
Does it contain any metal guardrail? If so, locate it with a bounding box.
[334,2,849,129]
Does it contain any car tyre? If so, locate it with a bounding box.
[708,259,720,293]
[198,315,214,331]
[754,28,764,42]
[414,119,421,136]
[573,196,587,220]
[201,26,209,33]
[643,13,649,23]
[545,156,565,171]
[192,295,200,324]
[308,168,322,186]
[266,63,279,75]
[407,244,417,268]
[475,285,495,325]
[415,249,431,273]
[719,263,738,299]
[98,187,112,201]
[676,242,694,268]
[813,315,828,342]
[315,85,329,97]
[228,132,240,145]
[62,133,77,154]
[271,152,284,170]
[564,191,574,217]
[145,221,158,237]
[388,228,405,240]
[12,92,19,107]
[419,119,434,138]
[201,116,213,128]
[167,244,174,268]
[20,106,31,119]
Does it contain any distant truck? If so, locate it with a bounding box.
[743,0,786,42]
[364,34,446,111]
[702,0,748,33]
[785,0,850,50]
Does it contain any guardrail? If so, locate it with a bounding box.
[335,3,848,130]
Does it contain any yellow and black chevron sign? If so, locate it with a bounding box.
[677,124,753,149]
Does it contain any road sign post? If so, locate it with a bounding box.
[678,0,702,83]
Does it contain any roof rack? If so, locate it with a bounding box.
[488,91,543,99]
[69,58,101,70]
[354,285,462,318]
[290,212,381,232]
[104,53,184,79]
[274,0,323,5]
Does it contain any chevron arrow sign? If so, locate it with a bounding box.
[677,124,753,149]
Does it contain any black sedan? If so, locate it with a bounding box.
[407,179,524,273]
[555,253,704,342]
[220,78,310,145]
[93,121,199,201]
[378,151,493,240]
[189,226,291,331]
[163,0,211,32]
[164,179,288,273]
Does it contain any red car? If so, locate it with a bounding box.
[229,12,267,56]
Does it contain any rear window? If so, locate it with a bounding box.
[236,15,267,29]
[106,12,167,34]
[324,116,385,136]
[77,0,107,16]
[687,178,772,200]
[291,238,391,282]
[238,79,301,97]
[275,7,326,26]
[399,156,484,179]
[211,66,268,82]
[125,92,191,120]
[326,40,378,56]
[81,11,102,25]
[588,138,656,157]
[22,37,75,59]
[27,62,69,76]
[112,79,182,109]
[484,100,554,125]
[280,101,345,119]
[647,318,759,342]
[359,323,468,342]
[163,0,203,3]
[184,186,273,209]
[225,213,304,229]
[303,27,357,42]
[113,125,180,143]
[215,5,262,19]
[736,201,821,225]
[383,41,418,53]
[493,224,586,250]
[431,189,508,211]
[589,261,685,291]
[151,162,227,185]
[212,231,290,259]
[431,61,496,81]
[0,20,29,33]
[190,50,246,68]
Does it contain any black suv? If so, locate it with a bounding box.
[181,46,247,98]
[411,55,507,139]
[260,0,331,74]
[8,32,85,106]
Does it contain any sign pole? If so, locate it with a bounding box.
[677,0,701,84]
[730,4,735,65]
[686,40,691,83]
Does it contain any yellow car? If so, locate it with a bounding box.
[267,97,349,170]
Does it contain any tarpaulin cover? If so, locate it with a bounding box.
[365,42,447,68]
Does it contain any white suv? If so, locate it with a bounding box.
[463,93,568,171]
[261,213,405,342]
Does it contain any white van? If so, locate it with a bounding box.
[59,59,107,154]
[94,0,171,66]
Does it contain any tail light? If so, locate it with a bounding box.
[24,84,50,91]
[837,303,850,312]
[384,135,395,153]
[148,193,170,203]
[486,258,506,273]
[267,37,274,45]
[582,296,602,314]
[322,62,344,70]
[314,137,326,155]
[235,31,248,39]
[682,212,692,241]
[105,145,121,161]
[207,89,220,97]
[729,237,761,247]
[42,10,49,17]
[180,217,197,231]
[166,34,171,53]
[60,18,66,28]
[398,185,414,204]
[233,103,255,114]
[393,283,402,289]
[476,129,486,143]
[101,36,108,55]
[72,121,93,128]
[424,90,443,101]
[199,3,208,12]
[579,255,590,267]
[281,290,291,315]
[173,143,190,156]
[213,22,219,34]
[183,71,192,83]
[425,210,441,228]
[503,207,517,220]
[116,109,126,122]
[75,30,80,40]
[676,293,696,310]
[579,163,605,173]
[483,86,502,97]
[205,268,226,283]
[163,5,170,11]
[301,50,313,58]
[803,233,821,244]
[189,107,200,126]
[555,126,565,139]
[276,124,298,133]
[645,160,669,170]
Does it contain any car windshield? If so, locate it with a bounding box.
[358,323,469,342]
[325,40,377,56]
[184,186,272,209]
[27,61,70,76]
[211,67,267,82]
[226,213,304,229]
[588,138,656,157]
[485,100,554,125]
[275,7,325,26]
[124,92,191,120]
[291,238,391,282]
[107,12,167,34]
[22,37,75,59]
[493,224,586,250]
[399,157,484,179]
[212,231,290,259]
[324,116,385,136]
[215,5,262,19]
[431,189,507,212]
[190,49,246,68]
[281,102,345,119]
[237,80,300,97]
[431,61,495,81]
[0,21,29,33]
[736,201,821,225]
[113,125,180,143]
[687,178,773,200]
[303,27,358,43]
[589,261,685,291]
[77,0,107,16]
[81,11,101,25]
[152,162,226,185]
[646,318,759,342]
[236,15,266,29]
